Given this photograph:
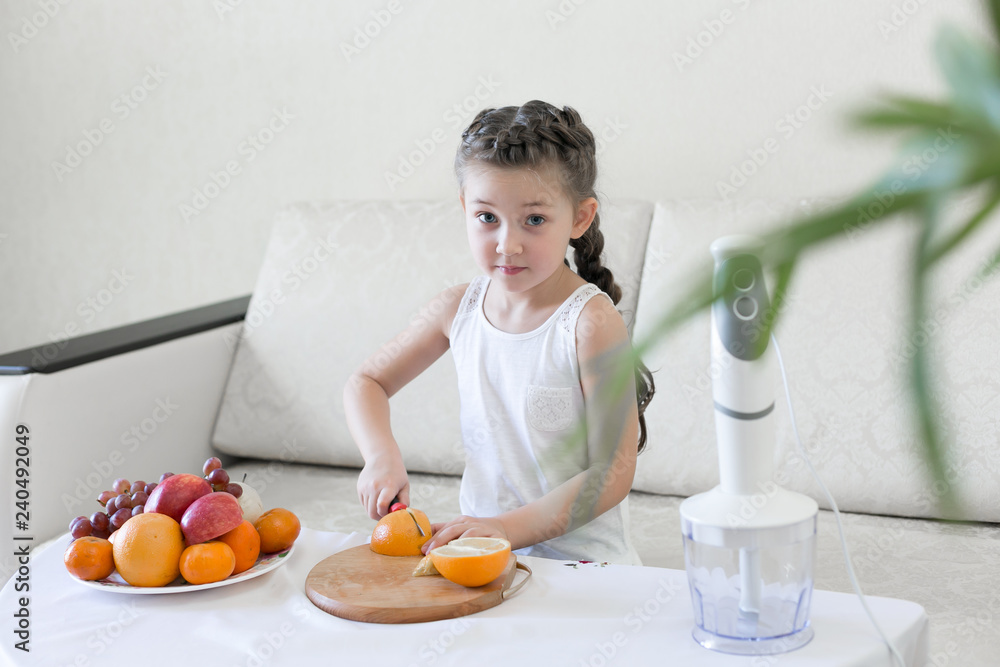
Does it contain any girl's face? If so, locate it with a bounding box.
[460,165,596,296]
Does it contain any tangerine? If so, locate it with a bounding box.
[179,541,236,585]
[370,508,431,556]
[429,537,511,587]
[217,520,261,574]
[253,508,300,553]
[113,512,185,587]
[64,536,115,581]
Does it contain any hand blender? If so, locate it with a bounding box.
[679,235,819,655]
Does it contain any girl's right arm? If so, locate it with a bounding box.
[344,283,467,520]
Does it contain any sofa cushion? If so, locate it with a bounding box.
[212,199,654,473]
[632,198,1000,523]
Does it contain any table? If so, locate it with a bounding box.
[1,528,928,666]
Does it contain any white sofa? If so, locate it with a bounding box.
[3,199,999,664]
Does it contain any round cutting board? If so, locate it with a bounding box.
[305,544,526,624]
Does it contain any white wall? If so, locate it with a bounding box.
[0,0,988,352]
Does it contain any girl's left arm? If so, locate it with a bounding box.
[422,296,639,552]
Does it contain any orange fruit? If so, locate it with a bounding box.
[217,520,261,574]
[253,508,301,554]
[429,537,511,587]
[179,541,236,585]
[64,537,115,581]
[112,512,185,587]
[370,508,431,556]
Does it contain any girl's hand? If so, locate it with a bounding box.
[357,453,409,520]
[420,515,509,554]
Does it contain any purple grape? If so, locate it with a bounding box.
[224,483,243,498]
[115,493,132,510]
[71,518,93,539]
[203,457,223,476]
[144,482,157,495]
[97,490,115,507]
[131,505,144,517]
[207,468,230,486]
[132,491,148,506]
[92,527,111,540]
[110,508,132,530]
[69,515,87,531]
[105,497,118,515]
[90,512,110,531]
[112,478,130,494]
[130,481,146,495]
[159,472,174,483]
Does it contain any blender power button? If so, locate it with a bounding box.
[732,268,755,291]
[733,295,758,320]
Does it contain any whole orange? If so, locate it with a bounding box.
[64,537,115,581]
[217,520,261,574]
[253,508,301,553]
[370,508,431,556]
[179,541,236,585]
[113,512,185,587]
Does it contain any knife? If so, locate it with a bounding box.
[390,495,425,537]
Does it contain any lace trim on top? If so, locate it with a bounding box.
[558,284,603,333]
[458,276,488,317]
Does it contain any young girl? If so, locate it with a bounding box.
[344,100,655,565]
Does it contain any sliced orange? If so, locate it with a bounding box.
[370,508,431,557]
[411,554,439,577]
[429,537,511,587]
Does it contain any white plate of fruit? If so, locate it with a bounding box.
[64,458,301,593]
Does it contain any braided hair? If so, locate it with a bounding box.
[455,100,656,453]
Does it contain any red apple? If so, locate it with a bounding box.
[180,492,243,545]
[144,473,212,522]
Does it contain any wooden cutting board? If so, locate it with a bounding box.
[304,544,528,624]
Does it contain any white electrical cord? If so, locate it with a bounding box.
[771,333,907,667]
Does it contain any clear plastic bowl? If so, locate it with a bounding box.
[682,514,816,655]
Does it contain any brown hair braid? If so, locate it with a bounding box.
[455,100,655,453]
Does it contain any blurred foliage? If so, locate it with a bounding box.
[634,1,1000,518]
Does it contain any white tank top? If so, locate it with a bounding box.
[449,276,641,565]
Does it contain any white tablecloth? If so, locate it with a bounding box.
[2,528,927,666]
